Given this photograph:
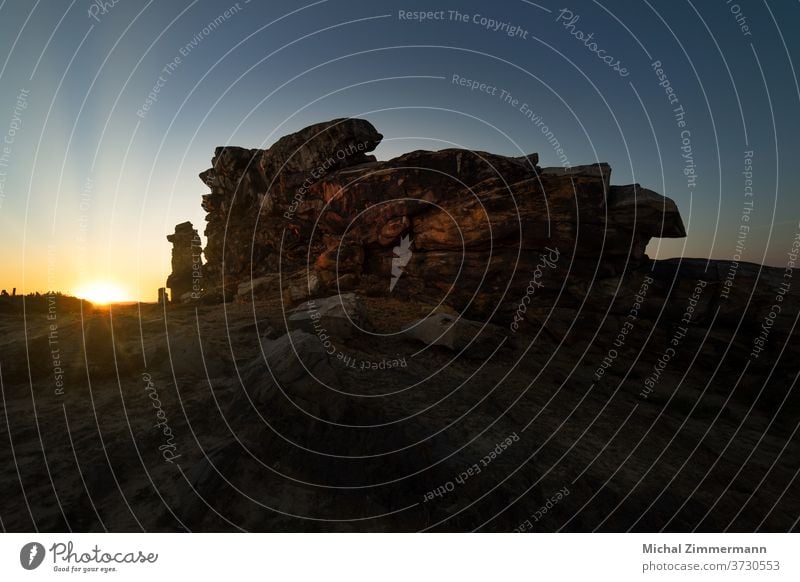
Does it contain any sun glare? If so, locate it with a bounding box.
[73,281,129,305]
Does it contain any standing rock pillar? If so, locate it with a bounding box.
[166,222,203,303]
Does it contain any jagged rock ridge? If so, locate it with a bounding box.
[187,118,685,314]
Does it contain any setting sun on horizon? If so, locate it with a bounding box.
[72,281,130,305]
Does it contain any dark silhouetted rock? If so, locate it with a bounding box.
[166,222,203,303]
[192,119,687,316]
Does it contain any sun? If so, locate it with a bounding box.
[73,281,129,305]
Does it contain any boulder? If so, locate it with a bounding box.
[404,312,507,358]
[256,330,339,388]
[607,184,686,237]
[242,330,346,422]
[288,293,367,339]
[259,118,382,184]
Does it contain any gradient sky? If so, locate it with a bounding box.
[0,0,798,301]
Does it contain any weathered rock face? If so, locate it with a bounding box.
[259,117,382,184]
[198,118,383,298]
[196,118,685,313]
[166,221,202,303]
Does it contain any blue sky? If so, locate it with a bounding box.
[0,0,797,300]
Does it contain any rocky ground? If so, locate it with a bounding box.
[0,263,798,532]
[2,119,797,532]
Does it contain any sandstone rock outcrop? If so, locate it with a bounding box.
[166,221,203,303]
[198,119,382,299]
[194,118,685,314]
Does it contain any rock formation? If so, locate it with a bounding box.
[194,118,685,315]
[2,122,798,535]
[166,221,203,303]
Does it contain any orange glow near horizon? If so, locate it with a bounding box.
[73,281,130,305]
